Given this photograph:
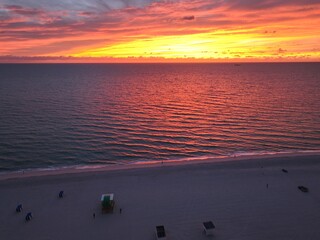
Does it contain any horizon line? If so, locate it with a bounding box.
[0,56,319,64]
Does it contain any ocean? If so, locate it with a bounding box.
[0,63,319,172]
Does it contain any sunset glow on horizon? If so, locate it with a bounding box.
[1,0,320,62]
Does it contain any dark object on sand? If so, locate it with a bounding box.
[298,186,309,193]
[155,225,166,239]
[203,221,215,236]
[25,212,33,221]
[59,190,64,198]
[282,169,288,173]
[16,204,22,213]
[101,194,115,213]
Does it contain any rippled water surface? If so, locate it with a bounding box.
[0,63,319,171]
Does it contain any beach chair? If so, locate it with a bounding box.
[101,193,115,213]
[155,225,166,239]
[203,221,215,236]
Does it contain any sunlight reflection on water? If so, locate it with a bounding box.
[0,63,319,171]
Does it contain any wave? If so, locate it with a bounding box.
[1,149,319,180]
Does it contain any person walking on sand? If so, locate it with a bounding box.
[93,213,96,219]
[25,212,32,221]
[120,208,122,214]
[16,204,22,213]
[59,190,64,198]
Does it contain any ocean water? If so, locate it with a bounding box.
[0,63,319,172]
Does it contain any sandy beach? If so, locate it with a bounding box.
[1,154,320,240]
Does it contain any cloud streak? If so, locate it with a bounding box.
[182,15,195,21]
[0,0,319,61]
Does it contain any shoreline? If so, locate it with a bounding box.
[1,150,319,181]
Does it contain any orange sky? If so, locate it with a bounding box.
[0,0,320,62]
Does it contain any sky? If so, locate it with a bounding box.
[0,0,320,62]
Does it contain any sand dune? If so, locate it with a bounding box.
[1,154,320,240]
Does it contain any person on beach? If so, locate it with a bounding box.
[59,190,64,198]
[25,212,32,221]
[120,208,122,214]
[16,204,22,213]
[93,213,96,218]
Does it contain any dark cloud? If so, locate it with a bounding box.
[278,48,287,53]
[10,39,109,56]
[79,11,95,16]
[184,1,222,11]
[182,15,195,20]
[227,0,320,10]
[263,30,277,34]
[5,4,44,15]
[1,0,156,12]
